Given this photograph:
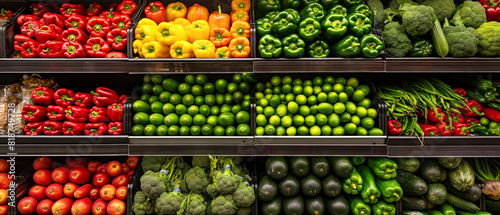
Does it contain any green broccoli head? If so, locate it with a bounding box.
[382,22,413,57]
[451,0,486,29]
[421,0,456,22]
[132,191,155,215]
[233,181,256,208]
[140,171,167,199]
[207,183,220,199]
[211,195,238,215]
[192,156,210,169]
[185,194,207,215]
[476,21,500,56]
[141,156,167,172]
[402,5,435,36]
[444,25,479,57]
[236,207,252,215]
[368,0,386,26]
[185,166,209,194]
[390,0,418,10]
[215,168,241,195]
[156,190,184,215]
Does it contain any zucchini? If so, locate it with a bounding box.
[402,196,427,211]
[431,16,449,58]
[485,198,500,213]
[283,195,305,215]
[310,157,330,178]
[420,159,443,183]
[437,157,463,170]
[426,210,444,215]
[444,182,481,202]
[305,196,325,215]
[449,160,475,192]
[325,196,349,215]
[322,174,342,198]
[301,174,322,197]
[396,170,428,196]
[456,211,492,215]
[437,203,456,215]
[395,158,421,173]
[328,157,353,178]
[262,196,282,215]
[445,194,480,213]
[425,183,448,205]
[279,174,300,197]
[258,175,279,202]
[290,157,310,178]
[266,156,289,180]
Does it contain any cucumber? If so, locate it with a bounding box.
[290,157,310,178]
[266,156,289,180]
[310,157,330,178]
[259,175,279,202]
[420,159,443,183]
[328,157,353,178]
[396,170,428,196]
[426,210,444,215]
[262,196,282,215]
[431,16,449,58]
[305,196,325,215]
[456,211,492,215]
[283,195,305,215]
[437,157,462,169]
[485,199,500,213]
[437,203,456,215]
[445,194,479,213]
[402,196,427,211]
[444,182,481,202]
[425,183,447,205]
[322,174,342,198]
[279,174,300,197]
[395,158,420,173]
[301,174,322,197]
[325,196,349,215]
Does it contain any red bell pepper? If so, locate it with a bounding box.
[32,3,48,17]
[24,122,44,135]
[87,17,111,37]
[419,123,439,136]
[84,122,108,135]
[74,93,93,108]
[428,107,445,122]
[62,121,85,135]
[107,103,124,122]
[109,3,119,11]
[32,87,54,105]
[465,117,480,126]
[54,88,75,107]
[21,41,40,58]
[117,0,138,16]
[46,105,66,121]
[444,108,465,125]
[43,121,63,135]
[14,34,36,51]
[65,106,89,123]
[13,53,22,58]
[35,26,63,43]
[480,0,500,22]
[17,15,40,26]
[105,51,126,58]
[87,3,105,17]
[89,106,109,123]
[21,21,43,38]
[22,105,47,122]
[111,15,131,30]
[42,13,65,31]
[452,123,473,136]
[119,95,128,104]
[62,41,86,58]
[60,3,86,18]
[91,87,119,107]
[108,122,123,135]
[37,40,64,58]
[61,28,88,45]
[84,37,111,58]
[100,10,120,24]
[387,120,402,135]
[461,100,483,117]
[453,88,466,96]
[144,2,167,24]
[483,107,500,122]
[64,15,88,31]
[0,8,13,20]
[106,29,127,51]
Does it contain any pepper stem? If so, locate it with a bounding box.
[236,42,244,52]
[218,5,222,14]
[176,47,183,56]
[215,32,223,41]
[90,91,100,97]
[92,44,101,51]
[162,28,170,37]
[44,126,53,131]
[173,4,183,10]
[66,45,76,54]
[149,3,158,12]
[68,34,76,41]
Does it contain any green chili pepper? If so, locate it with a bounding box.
[300,3,326,22]
[257,0,281,18]
[298,17,322,43]
[259,34,282,58]
[332,35,360,57]
[328,4,347,17]
[347,3,374,22]
[321,13,348,42]
[360,34,384,58]
[410,40,434,57]
[282,34,306,58]
[346,12,372,38]
[256,17,273,37]
[308,40,330,58]
[271,11,299,38]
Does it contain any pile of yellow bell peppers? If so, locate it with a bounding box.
[133,0,251,58]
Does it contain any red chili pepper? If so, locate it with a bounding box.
[14,34,36,52]
[453,88,466,97]
[465,117,480,126]
[60,3,86,18]
[32,87,54,105]
[106,28,127,52]
[54,88,75,107]
[387,120,402,135]
[21,21,43,38]
[427,107,445,122]
[441,130,452,136]
[0,8,13,20]
[46,105,66,121]
[480,0,500,21]
[445,108,465,124]
[107,103,124,122]
[109,3,119,11]
[42,13,65,31]
[87,2,105,17]
[117,0,138,16]
[84,37,111,58]
[74,93,93,108]
[17,15,41,26]
[62,41,86,58]
[91,87,119,107]
[100,10,120,24]
[64,15,88,31]
[84,122,108,135]
[108,122,123,135]
[22,105,47,122]
[418,123,439,136]
[452,123,472,136]
[61,27,88,45]
[32,3,49,17]
[86,17,111,38]
[62,121,85,135]
[105,51,126,58]
[111,15,131,30]
[37,40,65,58]
[144,2,167,24]
[65,106,90,123]
[43,121,63,135]
[21,41,40,58]
[483,107,500,122]
[13,53,22,58]
[35,26,63,43]
[24,122,44,135]
[89,106,109,123]
[461,100,483,117]
[119,95,128,104]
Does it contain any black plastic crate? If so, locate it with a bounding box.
[0,1,29,58]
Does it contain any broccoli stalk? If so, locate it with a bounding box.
[178,193,207,215]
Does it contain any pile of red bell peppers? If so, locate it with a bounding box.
[22,87,127,135]
[13,0,137,58]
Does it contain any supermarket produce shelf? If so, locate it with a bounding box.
[253,58,386,73]
[128,58,254,74]
[385,57,500,73]
[0,59,129,73]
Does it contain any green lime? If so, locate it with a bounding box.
[164,113,179,126]
[133,100,151,113]
[273,86,282,94]
[351,115,361,125]
[256,126,265,135]
[313,86,322,95]
[187,105,199,116]
[140,94,150,102]
[270,75,281,86]
[268,95,279,108]
[357,98,372,109]
[344,123,357,135]
[305,115,316,127]
[480,117,490,126]
[152,84,164,95]
[239,82,250,93]
[318,103,334,114]
[215,93,225,105]
[286,127,297,136]
[226,126,236,136]
[223,93,232,104]
[328,113,340,127]
[236,111,250,124]
[232,104,242,114]
[333,83,344,94]
[310,125,321,136]
[220,104,232,113]
[232,74,242,83]
[303,80,313,87]
[159,91,172,103]
[264,106,275,117]
[256,82,266,92]
[258,98,269,107]
[178,83,192,95]
[204,94,216,106]
[367,108,378,119]
[279,94,285,101]
[169,93,182,105]
[265,93,272,100]
[255,92,264,100]
[215,79,228,93]
[276,126,286,136]
[266,81,272,89]
[237,124,250,136]
[256,114,268,126]
[143,75,152,83]
[133,112,150,125]
[357,84,370,95]
[332,126,345,136]
[328,92,338,104]
[195,74,208,85]
[194,96,204,106]
[336,77,346,85]
[361,117,375,129]
[356,107,367,118]
[179,126,190,136]
[303,86,313,96]
[287,102,299,114]
[344,86,354,97]
[175,104,187,115]
[299,106,310,116]
[185,75,195,85]
[317,92,328,103]
[191,85,203,96]
[203,83,215,94]
[313,76,323,86]
[193,114,206,126]
[227,83,238,94]
[148,95,159,104]
[292,85,303,94]
[346,77,359,88]
[269,115,281,126]
[265,125,275,135]
[162,78,179,92]
[144,124,157,136]
[368,128,383,136]
[338,92,348,103]
[352,90,365,102]
[340,112,352,124]
[282,84,292,94]
[256,106,263,114]
[131,125,144,136]
[345,102,357,114]
[276,104,288,117]
[320,85,331,94]
[316,114,328,126]
[142,84,153,94]
[293,115,305,126]
[297,126,309,135]
[214,126,225,136]
[168,125,179,135]
[190,125,201,136]
[242,100,251,111]
[182,94,195,106]
[218,112,235,127]
[333,103,346,115]
[293,78,303,86]
[149,113,164,126]
[321,125,332,135]
[179,114,193,126]
[282,76,292,85]
[281,116,293,128]
[202,125,213,136]
[286,93,296,103]
[296,94,308,106]
[310,105,318,115]
[356,127,368,135]
[207,116,218,127]
[324,76,335,85]
[199,105,210,117]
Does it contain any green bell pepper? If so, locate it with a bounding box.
[332,35,360,57]
[375,178,403,203]
[373,200,396,215]
[320,0,339,11]
[328,4,347,17]
[265,10,281,20]
[282,0,300,10]
[256,17,273,37]
[308,40,330,58]
[257,0,281,18]
[350,157,366,166]
[347,12,372,38]
[343,167,363,195]
[410,40,434,57]
[360,34,384,58]
[347,3,374,22]
[367,158,398,180]
[301,0,320,9]
[349,196,371,215]
[298,18,322,43]
[259,34,282,58]
[285,8,301,21]
[340,0,362,8]
[358,165,381,204]
[300,3,326,22]
[282,34,306,58]
[271,11,299,38]
[321,13,348,42]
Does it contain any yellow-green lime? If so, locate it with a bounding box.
[333,83,344,93]
[338,92,348,103]
[313,76,323,86]
[344,123,357,135]
[344,86,354,97]
[361,117,375,129]
[214,126,225,136]
[179,114,193,126]
[199,105,210,117]
[182,94,195,106]
[156,125,168,136]
[169,93,182,105]
[313,86,322,95]
[215,79,228,93]
[256,82,266,92]
[352,90,365,102]
[265,125,275,135]
[237,124,251,135]
[178,83,192,95]
[162,103,175,115]
[324,76,335,85]
[356,127,368,135]
[293,78,303,86]
[299,105,311,116]
[276,104,288,117]
[281,116,293,128]
[279,94,285,101]
[328,113,340,127]
[201,124,213,136]
[207,116,218,127]
[215,93,224,105]
[286,93,295,102]
[256,106,263,114]
[282,76,293,85]
[236,111,250,124]
[340,112,351,124]
[286,127,297,136]
[296,94,307,105]
[142,83,152,94]
[218,112,235,127]
[346,77,359,88]
[351,115,361,125]
[332,126,345,136]
[175,104,187,115]
[144,124,157,136]
[133,112,150,125]
[224,93,233,104]
[273,86,281,94]
[297,126,309,135]
[239,82,250,93]
[227,83,238,94]
[357,84,370,95]
[264,106,275,117]
[318,103,334,114]
[232,74,242,83]
[336,77,346,85]
[345,102,357,114]
[184,75,195,85]
[162,78,179,92]
[220,104,232,113]
[187,105,199,116]
[269,95,281,108]
[269,115,281,126]
[322,84,333,93]
[168,125,179,135]
[256,114,268,126]
[265,82,272,88]
[310,125,321,136]
[287,101,299,114]
[276,126,286,136]
[357,98,372,109]
[204,94,216,106]
[367,108,377,118]
[195,74,208,85]
[270,76,281,86]
[334,103,346,114]
[193,114,206,126]
[232,104,242,114]
[328,92,338,103]
[143,75,152,83]
[368,128,383,136]
[148,95,159,104]
[194,96,204,106]
[356,107,367,118]
[258,98,269,107]
[303,80,313,87]
[321,125,332,135]
[305,115,316,127]
[152,84,164,95]
[242,100,250,111]
[303,86,313,96]
[203,83,215,94]
[210,106,220,115]
[282,84,292,94]
[310,105,318,115]
[256,126,265,135]
[140,94,150,102]
[292,85,303,94]
[265,94,272,100]
[190,125,201,136]
[180,126,190,136]
[191,85,203,96]
[293,115,305,126]
[227,126,237,136]
[255,92,264,100]
[164,113,179,126]
[317,92,328,103]
[150,101,164,114]
[316,113,328,126]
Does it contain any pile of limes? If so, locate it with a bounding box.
[131,74,256,136]
[255,75,384,136]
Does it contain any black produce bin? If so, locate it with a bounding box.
[0,1,29,58]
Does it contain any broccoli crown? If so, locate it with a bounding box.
[390,0,418,10]
[156,191,184,215]
[368,0,386,26]
[140,171,167,199]
[476,21,500,56]
[382,22,413,57]
[132,191,154,215]
[421,0,456,22]
[451,0,486,29]
[233,181,256,208]
[185,166,209,194]
[402,5,435,36]
[444,25,479,57]
[185,194,207,215]
[142,156,167,172]
[211,195,238,215]
[192,156,210,169]
[207,183,220,199]
[215,168,241,195]
[236,207,252,215]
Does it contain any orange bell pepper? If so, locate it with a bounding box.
[166,2,187,22]
[209,27,231,47]
[215,47,231,58]
[186,3,209,22]
[209,6,230,31]
[231,10,250,23]
[230,21,251,39]
[188,20,210,43]
[231,0,251,12]
[229,37,250,58]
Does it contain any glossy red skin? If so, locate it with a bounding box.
[36,199,54,215]
[52,197,74,215]
[0,173,12,189]
[52,167,69,184]
[71,197,92,215]
[92,198,108,215]
[112,174,129,187]
[45,183,64,200]
[121,163,130,174]
[93,172,110,188]
[18,197,38,215]
[115,186,127,200]
[97,162,108,173]
[63,182,79,197]
[107,198,126,215]
[74,183,93,199]
[126,156,139,169]
[0,205,7,215]
[68,166,91,184]
[33,169,53,186]
[89,187,100,200]
[87,161,102,174]
[99,184,116,201]
[33,157,52,170]
[66,157,90,169]
[29,185,46,201]
[106,161,122,177]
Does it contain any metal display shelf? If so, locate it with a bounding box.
[385,57,500,73]
[0,59,129,73]
[128,58,254,74]
[253,58,386,73]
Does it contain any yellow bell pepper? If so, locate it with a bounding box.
[170,40,194,58]
[188,20,210,43]
[135,25,157,43]
[142,41,171,58]
[215,47,231,58]
[166,2,187,22]
[174,18,191,42]
[192,40,216,58]
[133,39,144,58]
[137,18,158,28]
[157,22,188,46]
